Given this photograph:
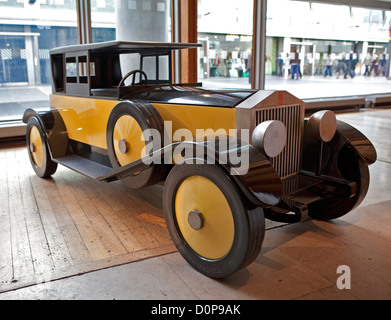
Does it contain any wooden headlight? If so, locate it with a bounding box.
[308,110,337,143]
[252,120,287,158]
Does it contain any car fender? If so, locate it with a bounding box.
[23,108,68,158]
[335,120,377,165]
[173,137,283,208]
[302,119,376,177]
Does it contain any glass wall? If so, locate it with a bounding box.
[265,0,391,99]
[0,0,78,122]
[91,0,116,43]
[0,0,171,123]
[1,0,390,124]
[197,0,254,88]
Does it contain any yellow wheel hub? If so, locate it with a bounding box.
[175,175,235,260]
[113,115,146,166]
[29,126,44,168]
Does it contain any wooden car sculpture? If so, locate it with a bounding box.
[23,41,377,278]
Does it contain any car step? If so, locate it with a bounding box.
[53,155,113,180]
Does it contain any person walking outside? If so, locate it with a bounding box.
[0,58,5,87]
[277,52,284,77]
[290,50,300,80]
[363,52,372,76]
[247,52,252,84]
[324,53,333,77]
[336,53,347,79]
[344,51,355,79]
[369,51,379,77]
[379,52,387,76]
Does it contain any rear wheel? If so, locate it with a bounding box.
[163,163,265,278]
[26,117,57,178]
[107,101,166,189]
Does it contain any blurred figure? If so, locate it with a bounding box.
[379,51,387,76]
[247,51,252,84]
[0,59,4,87]
[335,53,347,79]
[363,52,372,76]
[290,50,300,80]
[344,51,355,79]
[369,51,379,77]
[284,52,291,78]
[277,52,284,77]
[324,53,333,77]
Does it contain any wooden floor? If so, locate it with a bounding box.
[0,107,390,299]
[0,145,176,293]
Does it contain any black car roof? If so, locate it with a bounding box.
[50,40,201,55]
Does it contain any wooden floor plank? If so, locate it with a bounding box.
[0,215,13,285]
[1,145,176,292]
[115,209,161,249]
[81,179,145,253]
[62,172,128,257]
[97,181,167,248]
[54,173,112,261]
[29,175,75,271]
[14,149,57,276]
[43,175,92,264]
[0,148,13,284]
[0,148,9,218]
[6,148,35,281]
[115,184,172,246]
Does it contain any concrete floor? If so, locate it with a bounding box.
[0,108,390,301]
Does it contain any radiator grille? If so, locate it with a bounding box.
[254,105,304,178]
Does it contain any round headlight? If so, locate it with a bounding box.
[307,110,337,143]
[252,120,287,158]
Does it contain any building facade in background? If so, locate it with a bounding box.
[0,0,390,89]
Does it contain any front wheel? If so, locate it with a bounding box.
[163,163,265,278]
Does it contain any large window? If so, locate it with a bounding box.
[197,0,254,89]
[91,0,116,43]
[265,0,391,99]
[0,0,78,122]
[1,0,391,126]
[0,0,172,124]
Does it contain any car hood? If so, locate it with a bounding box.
[122,85,257,108]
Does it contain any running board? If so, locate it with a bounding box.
[97,158,153,182]
[54,155,113,180]
[53,154,154,182]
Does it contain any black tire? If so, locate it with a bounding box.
[308,145,370,221]
[26,117,58,178]
[106,101,166,189]
[163,163,265,278]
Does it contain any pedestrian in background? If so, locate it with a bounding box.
[324,53,333,77]
[0,59,5,87]
[284,52,291,78]
[344,51,355,79]
[277,52,284,77]
[247,52,252,84]
[379,52,387,76]
[363,52,372,76]
[369,51,379,77]
[336,53,347,79]
[290,50,300,80]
